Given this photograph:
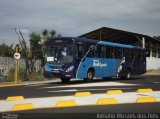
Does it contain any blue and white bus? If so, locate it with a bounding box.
[43,37,146,83]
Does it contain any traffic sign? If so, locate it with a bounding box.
[14,53,21,60]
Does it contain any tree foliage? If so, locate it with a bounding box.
[29,32,43,60]
[0,43,14,57]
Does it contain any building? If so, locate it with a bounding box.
[79,27,160,70]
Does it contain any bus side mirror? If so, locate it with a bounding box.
[89,45,94,50]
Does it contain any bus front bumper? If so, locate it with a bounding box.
[43,70,73,79]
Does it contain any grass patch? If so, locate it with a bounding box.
[0,67,55,82]
[146,70,160,73]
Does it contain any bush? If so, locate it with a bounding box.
[2,67,49,82]
[5,67,25,82]
[7,67,15,82]
[19,67,25,81]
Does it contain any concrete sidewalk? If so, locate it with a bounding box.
[0,90,160,112]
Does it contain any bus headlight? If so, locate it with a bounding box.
[66,66,74,72]
[44,67,48,71]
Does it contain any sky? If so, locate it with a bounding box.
[0,0,160,45]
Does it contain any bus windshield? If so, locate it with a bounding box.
[46,42,73,64]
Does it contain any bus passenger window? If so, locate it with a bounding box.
[95,45,104,58]
[76,43,84,60]
[86,45,94,58]
[123,48,130,59]
[115,47,122,59]
[106,46,113,58]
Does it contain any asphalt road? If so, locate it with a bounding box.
[0,75,160,99]
[1,75,160,119]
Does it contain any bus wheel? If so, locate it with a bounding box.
[124,70,131,80]
[61,78,70,83]
[85,70,94,82]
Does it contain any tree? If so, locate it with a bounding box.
[29,32,43,72]
[30,32,43,60]
[50,30,56,38]
[42,29,49,43]
[14,29,30,80]
[0,43,14,57]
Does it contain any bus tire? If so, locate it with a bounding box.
[61,78,70,83]
[123,70,131,80]
[84,70,95,82]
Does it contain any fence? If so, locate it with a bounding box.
[0,57,41,76]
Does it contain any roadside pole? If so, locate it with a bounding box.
[14,44,21,83]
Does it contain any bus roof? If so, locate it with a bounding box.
[47,37,142,49]
[75,37,136,49]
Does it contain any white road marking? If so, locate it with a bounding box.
[48,89,78,92]
[150,81,160,84]
[48,87,131,93]
[26,84,48,87]
[42,82,139,89]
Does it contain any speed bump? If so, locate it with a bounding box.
[97,98,118,105]
[12,103,34,111]
[106,90,123,94]
[7,96,24,101]
[136,88,153,93]
[136,96,157,103]
[75,92,92,97]
[55,100,77,107]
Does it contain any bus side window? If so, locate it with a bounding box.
[123,48,130,59]
[106,46,113,58]
[115,47,122,59]
[76,43,85,60]
[86,44,94,58]
[95,45,105,58]
[132,49,138,59]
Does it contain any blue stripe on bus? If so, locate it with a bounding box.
[98,41,134,48]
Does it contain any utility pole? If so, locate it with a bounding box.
[14,44,21,83]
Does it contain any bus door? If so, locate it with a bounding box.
[75,42,85,78]
[105,46,115,77]
[114,47,124,77]
[75,42,95,79]
[93,45,106,77]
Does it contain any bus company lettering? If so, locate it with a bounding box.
[93,60,107,67]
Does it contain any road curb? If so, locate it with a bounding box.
[0,79,59,88]
[7,96,24,101]
[55,100,77,107]
[12,103,34,111]
[97,98,118,105]
[136,96,157,103]
[75,92,92,97]
[0,89,160,112]
[136,88,153,93]
[0,84,24,88]
[106,90,123,94]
